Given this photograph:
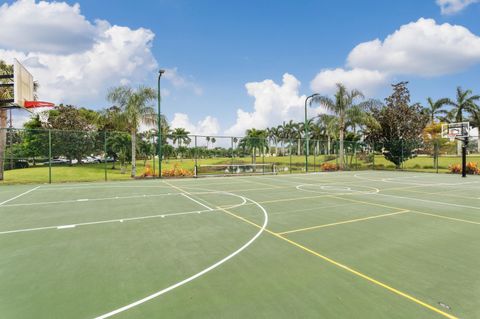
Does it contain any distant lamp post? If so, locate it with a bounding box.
[305,93,320,173]
[158,69,165,178]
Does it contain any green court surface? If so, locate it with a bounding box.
[1,171,479,319]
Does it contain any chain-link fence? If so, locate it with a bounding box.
[1,128,479,183]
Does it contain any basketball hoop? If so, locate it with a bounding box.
[441,122,469,142]
[24,101,55,109]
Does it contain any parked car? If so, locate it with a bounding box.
[81,156,101,164]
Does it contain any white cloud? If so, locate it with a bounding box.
[164,68,203,95]
[0,0,158,108]
[347,18,480,77]
[225,73,325,136]
[170,113,220,136]
[436,0,479,14]
[310,68,388,96]
[0,0,96,54]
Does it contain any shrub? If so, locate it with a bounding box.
[412,164,421,169]
[320,162,339,171]
[448,162,480,174]
[162,163,193,177]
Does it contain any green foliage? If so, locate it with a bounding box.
[366,82,429,168]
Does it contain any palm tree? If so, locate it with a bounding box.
[317,114,338,155]
[241,129,268,164]
[206,136,211,149]
[444,87,480,154]
[444,87,480,123]
[266,127,280,156]
[425,97,450,124]
[312,83,364,168]
[171,128,191,147]
[211,137,216,149]
[107,85,157,177]
[309,122,324,156]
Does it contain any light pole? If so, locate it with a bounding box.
[157,69,165,178]
[304,93,320,173]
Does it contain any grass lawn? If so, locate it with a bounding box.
[3,154,480,184]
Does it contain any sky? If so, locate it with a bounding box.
[1,0,480,136]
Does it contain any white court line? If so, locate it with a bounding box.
[181,193,214,211]
[372,193,480,211]
[0,208,213,235]
[0,193,181,208]
[93,192,268,319]
[0,186,40,206]
[354,172,480,187]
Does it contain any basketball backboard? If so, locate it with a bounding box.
[13,58,34,109]
[441,122,470,142]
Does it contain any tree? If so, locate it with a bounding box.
[240,129,268,164]
[365,82,429,168]
[107,86,157,177]
[312,84,365,168]
[171,128,191,148]
[22,115,49,165]
[0,60,14,179]
[444,87,480,123]
[425,97,449,124]
[316,114,338,154]
[107,132,131,173]
[45,105,98,164]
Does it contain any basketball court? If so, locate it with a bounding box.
[1,171,478,318]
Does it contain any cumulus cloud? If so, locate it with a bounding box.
[170,113,220,136]
[0,0,158,108]
[347,18,480,77]
[436,0,479,14]
[225,74,325,136]
[0,0,96,54]
[310,68,388,96]
[164,68,203,95]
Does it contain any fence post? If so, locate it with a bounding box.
[194,135,198,177]
[354,142,358,170]
[289,139,292,174]
[401,139,404,170]
[231,137,234,166]
[104,131,107,182]
[372,142,375,170]
[48,129,52,184]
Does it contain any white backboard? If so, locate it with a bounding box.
[13,59,34,108]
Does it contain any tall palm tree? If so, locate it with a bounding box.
[241,129,268,164]
[206,136,211,149]
[317,114,338,154]
[312,83,364,168]
[107,85,157,177]
[445,87,480,123]
[171,128,191,147]
[425,97,449,124]
[444,87,480,155]
[266,127,280,155]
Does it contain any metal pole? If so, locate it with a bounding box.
[304,94,319,173]
[194,135,198,177]
[48,129,52,184]
[157,69,165,178]
[462,138,468,178]
[104,131,107,181]
[289,139,292,173]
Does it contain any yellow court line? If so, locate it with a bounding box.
[164,180,458,319]
[239,178,284,189]
[278,210,410,235]
[217,207,457,319]
[330,195,480,226]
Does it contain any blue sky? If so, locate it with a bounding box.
[1,0,480,134]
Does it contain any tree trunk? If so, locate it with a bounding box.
[297,138,301,155]
[327,135,331,154]
[0,109,7,180]
[457,140,461,156]
[131,130,136,177]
